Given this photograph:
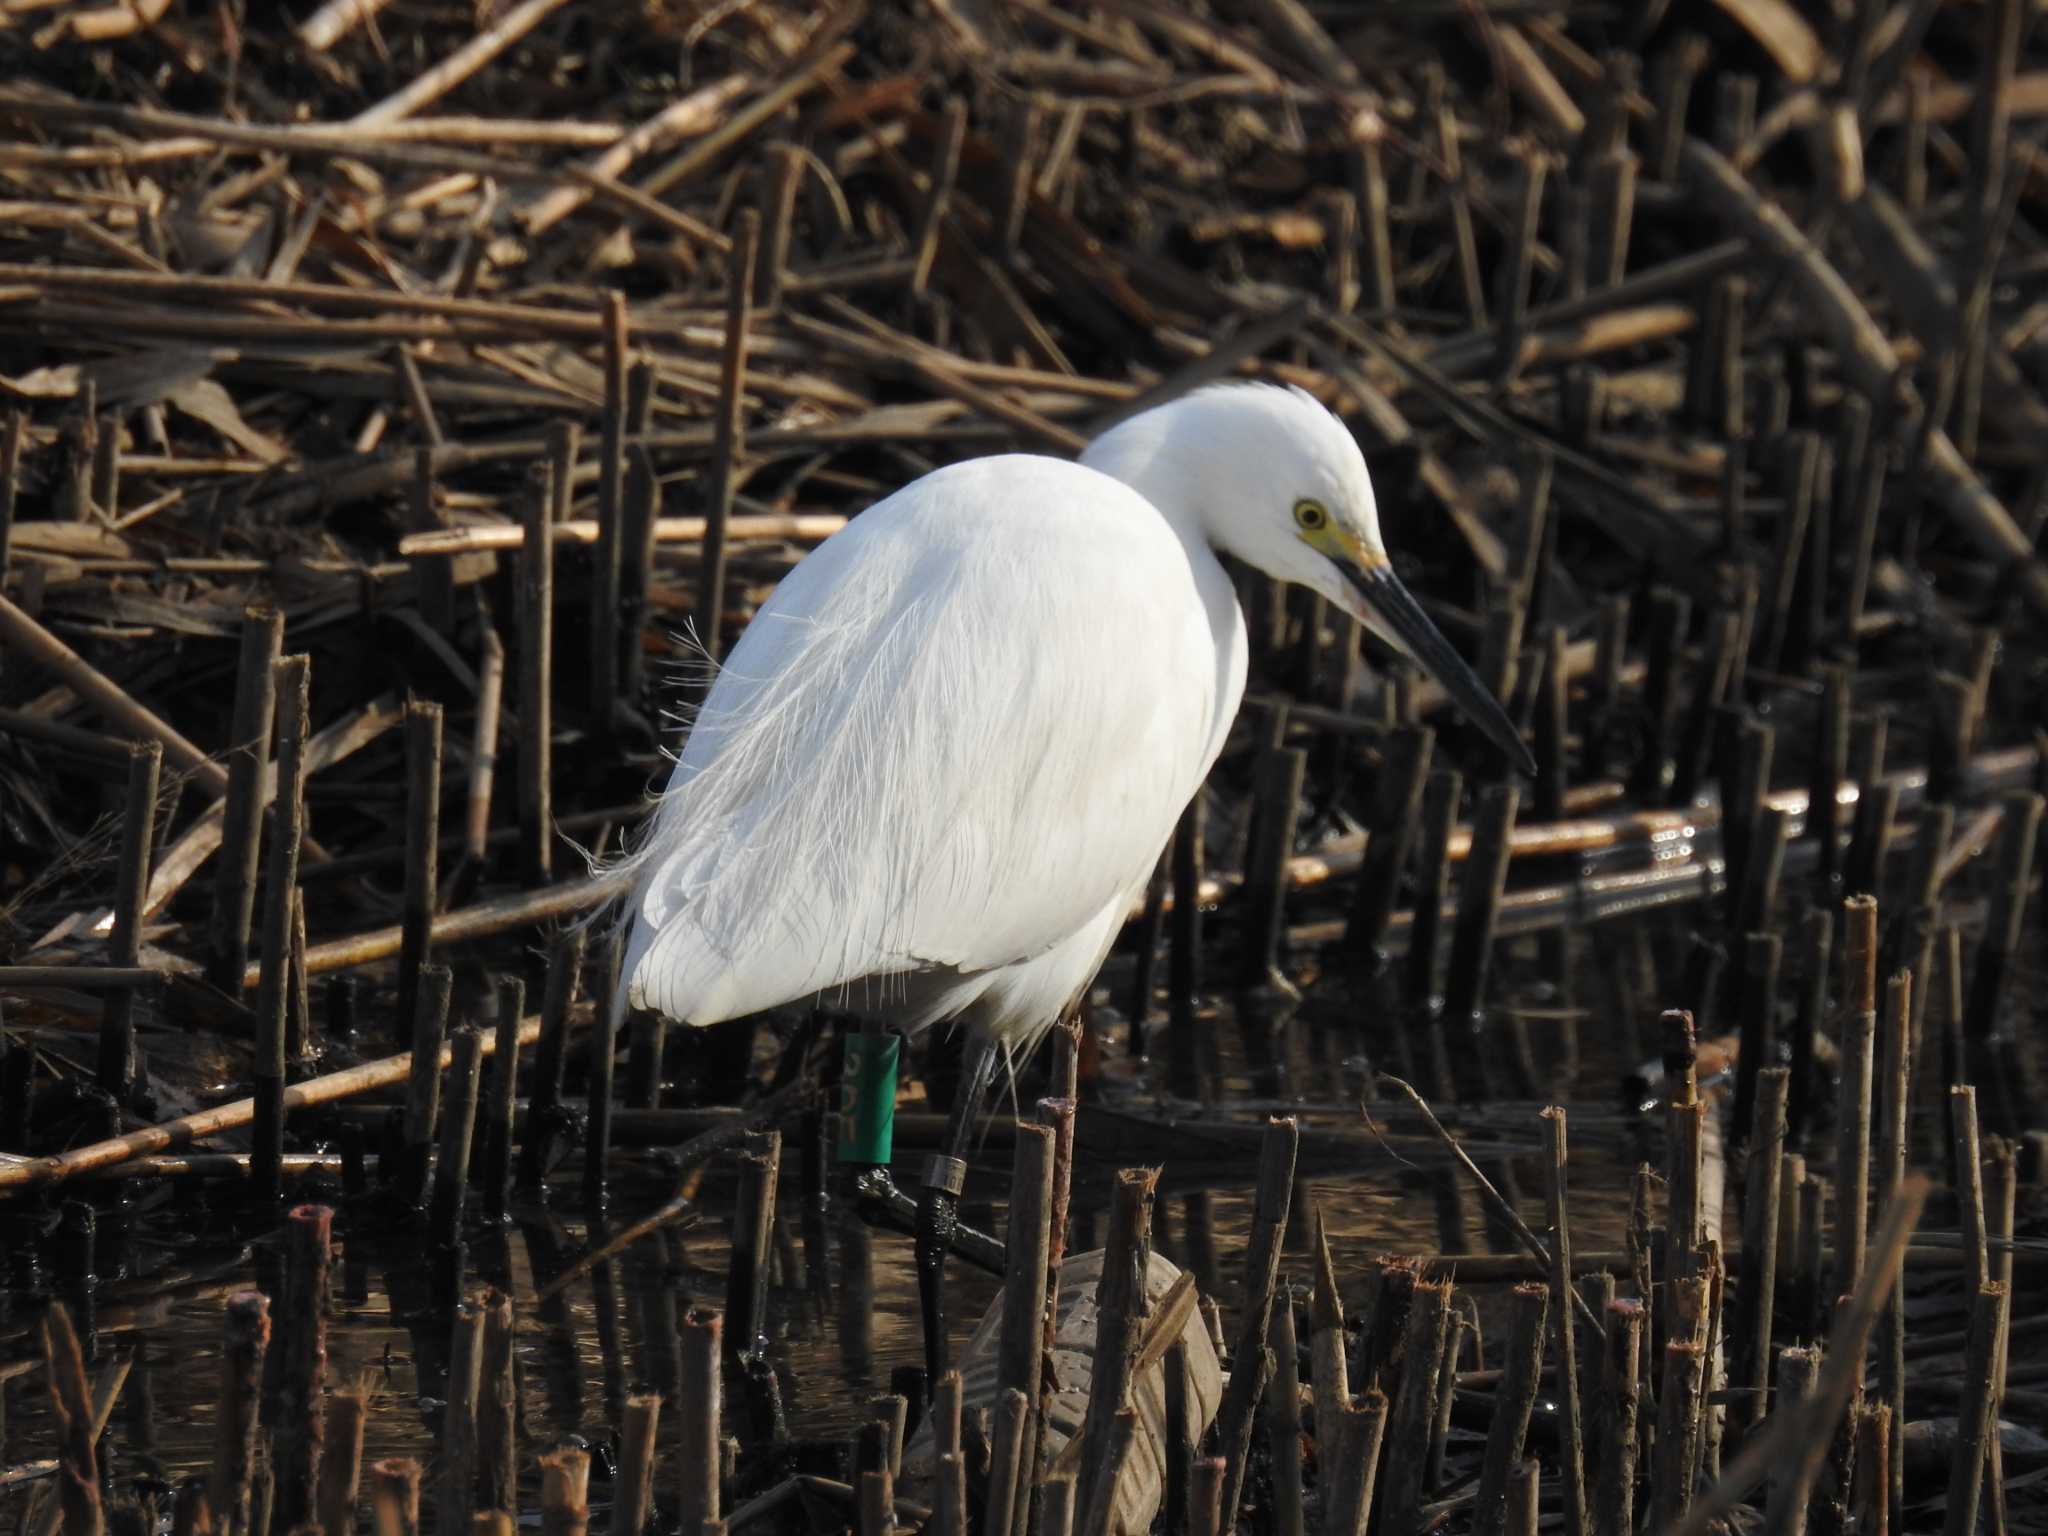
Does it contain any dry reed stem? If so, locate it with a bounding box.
[1675,1174,1929,1536]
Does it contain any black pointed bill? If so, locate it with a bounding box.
[1340,560,1536,778]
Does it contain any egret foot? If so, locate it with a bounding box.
[847,1164,1007,1272]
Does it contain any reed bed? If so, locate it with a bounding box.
[2,2,2045,1533]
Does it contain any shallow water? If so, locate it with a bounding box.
[1,909,2027,1525]
[0,936,1655,1514]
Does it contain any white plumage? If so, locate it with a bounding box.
[611,382,1529,1061]
[609,381,1533,1389]
[617,449,1242,1054]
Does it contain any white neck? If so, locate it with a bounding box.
[1079,406,1219,554]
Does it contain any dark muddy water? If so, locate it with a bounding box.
[0,894,2025,1528]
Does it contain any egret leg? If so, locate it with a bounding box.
[915,1031,1003,1391]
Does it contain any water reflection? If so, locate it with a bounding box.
[1,958,1662,1514]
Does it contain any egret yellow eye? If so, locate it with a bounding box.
[1293,498,1329,532]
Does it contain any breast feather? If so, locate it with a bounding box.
[622,456,1222,1026]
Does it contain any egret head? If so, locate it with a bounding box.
[1084,383,1534,776]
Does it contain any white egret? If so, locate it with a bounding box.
[609,382,1531,1383]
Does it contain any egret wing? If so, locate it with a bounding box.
[622,455,1234,1026]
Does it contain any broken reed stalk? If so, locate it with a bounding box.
[409,443,454,631]
[253,655,312,1207]
[208,606,283,992]
[1379,1278,1451,1536]
[1308,1205,1348,1447]
[1731,1067,1789,1445]
[1539,1106,1589,1536]
[590,290,627,723]
[1699,1241,1728,1483]
[395,700,443,1051]
[1876,972,1910,1535]
[1984,1138,2016,1536]
[1652,1337,1707,1530]
[1404,770,1461,1096]
[1036,1473,1076,1536]
[858,1468,893,1536]
[96,739,160,1099]
[1851,1403,1891,1536]
[317,1384,369,1536]
[171,1478,211,1536]
[625,990,665,1111]
[1724,717,1773,931]
[925,1369,964,1536]
[1575,1270,1613,1454]
[698,210,759,676]
[428,1028,486,1248]
[615,1394,660,1536]
[1076,1166,1157,1507]
[1681,1175,1930,1536]
[439,1299,484,1536]
[371,1460,421,1536]
[399,965,453,1208]
[1268,1290,1304,1536]
[1321,1389,1386,1536]
[930,1366,963,1463]
[1442,782,1520,1100]
[1430,1300,1468,1487]
[1794,1173,1826,1341]
[1189,1458,1224,1536]
[479,977,523,1225]
[584,933,621,1212]
[1506,1460,1540,1536]
[1595,1300,1642,1536]
[1345,726,1433,965]
[872,1392,907,1483]
[988,1391,1030,1536]
[25,1345,130,1536]
[520,929,585,1188]
[1077,1394,1136,1536]
[1215,1117,1298,1530]
[1036,1089,1077,1494]
[723,1129,781,1356]
[275,1204,331,1531]
[1126,853,1169,1051]
[1947,1080,2004,1523]
[211,1292,270,1536]
[675,1308,721,1535]
[1964,790,2044,1124]
[1473,1282,1547,1536]
[1242,745,1308,989]
[1730,932,1782,1153]
[42,1304,103,1536]
[1943,1282,2010,1536]
[1834,894,1879,1305]
[289,886,313,1064]
[1630,1179,1662,1458]
[538,1448,589,1536]
[517,452,556,885]
[478,1289,516,1517]
[992,1122,1054,1536]
[933,1447,967,1536]
[1665,1009,1704,1282]
[1789,908,1833,1146]
[1953,1085,1989,1288]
